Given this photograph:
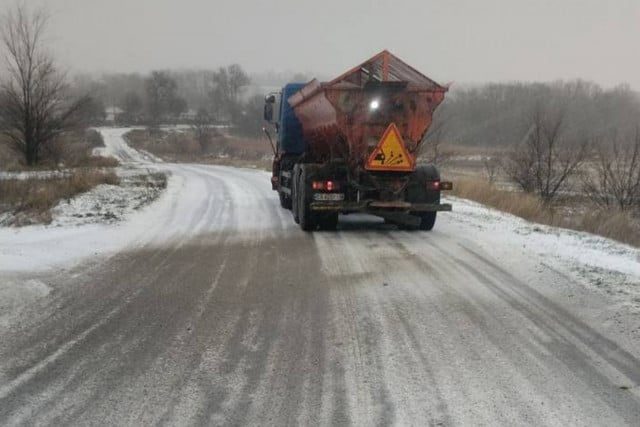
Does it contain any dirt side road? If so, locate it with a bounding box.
[1,131,639,426]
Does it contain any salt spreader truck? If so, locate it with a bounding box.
[263,50,452,231]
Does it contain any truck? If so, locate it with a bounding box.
[263,50,452,231]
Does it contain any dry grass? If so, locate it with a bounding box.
[0,170,120,226]
[0,129,119,171]
[576,210,640,247]
[77,155,120,168]
[451,177,549,222]
[450,176,640,247]
[125,129,273,164]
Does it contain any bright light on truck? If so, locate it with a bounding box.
[369,99,380,110]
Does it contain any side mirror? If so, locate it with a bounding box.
[263,102,273,122]
[264,93,277,122]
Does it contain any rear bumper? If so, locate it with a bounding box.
[310,201,452,213]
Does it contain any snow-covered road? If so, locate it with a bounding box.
[1,129,640,425]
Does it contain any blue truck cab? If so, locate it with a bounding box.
[275,83,306,155]
[265,83,306,200]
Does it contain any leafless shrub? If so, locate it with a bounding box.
[583,131,640,211]
[482,156,501,184]
[503,106,588,203]
[191,108,212,150]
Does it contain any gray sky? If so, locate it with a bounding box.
[6,0,640,88]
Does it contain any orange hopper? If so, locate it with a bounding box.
[288,50,447,172]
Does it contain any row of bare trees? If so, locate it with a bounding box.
[426,100,639,211]
[106,64,261,136]
[428,79,640,211]
[502,107,639,211]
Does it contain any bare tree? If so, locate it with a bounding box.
[483,156,500,184]
[144,71,187,126]
[583,131,640,211]
[0,3,87,165]
[120,91,143,124]
[191,107,211,150]
[504,106,588,203]
[209,64,250,124]
[420,114,453,166]
[145,71,176,126]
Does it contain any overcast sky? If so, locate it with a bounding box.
[4,0,640,88]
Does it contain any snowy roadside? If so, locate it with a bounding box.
[0,128,169,271]
[0,167,178,272]
[444,195,640,312]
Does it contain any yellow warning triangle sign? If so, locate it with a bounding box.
[365,123,415,171]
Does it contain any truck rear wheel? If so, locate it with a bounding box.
[298,167,317,231]
[279,192,292,210]
[406,164,441,232]
[419,212,437,231]
[291,166,300,223]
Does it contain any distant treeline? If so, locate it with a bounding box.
[434,80,640,146]
[71,69,310,137]
[73,69,640,145]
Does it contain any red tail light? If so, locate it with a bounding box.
[312,180,340,191]
[426,181,440,191]
[426,180,452,191]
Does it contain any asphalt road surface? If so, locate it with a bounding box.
[1,130,639,426]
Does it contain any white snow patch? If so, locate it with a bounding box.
[0,170,72,180]
[50,173,166,227]
[445,196,640,310]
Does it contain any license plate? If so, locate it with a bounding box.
[313,193,345,201]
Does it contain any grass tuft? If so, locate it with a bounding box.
[449,176,640,247]
[0,170,120,226]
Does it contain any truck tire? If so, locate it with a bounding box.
[278,167,293,209]
[279,191,292,210]
[406,164,441,231]
[298,167,317,231]
[418,212,437,231]
[292,166,300,224]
